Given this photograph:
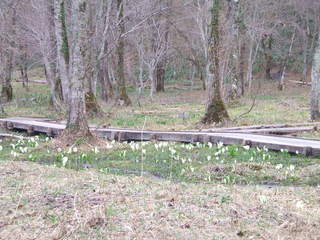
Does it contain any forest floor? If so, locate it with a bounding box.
[4,68,312,133]
[1,70,320,239]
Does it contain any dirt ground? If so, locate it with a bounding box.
[1,161,320,240]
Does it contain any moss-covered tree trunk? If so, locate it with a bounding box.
[64,0,91,137]
[46,2,64,111]
[202,0,230,125]
[54,0,70,103]
[115,0,131,106]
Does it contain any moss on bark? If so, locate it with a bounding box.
[202,95,230,125]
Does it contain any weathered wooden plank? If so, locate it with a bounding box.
[221,126,315,135]
[1,117,320,156]
[199,122,320,132]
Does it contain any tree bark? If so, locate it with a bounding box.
[310,34,320,120]
[262,34,273,80]
[202,0,230,125]
[99,60,114,103]
[1,50,13,103]
[20,64,29,90]
[115,0,131,106]
[43,54,63,111]
[236,0,246,96]
[156,61,165,92]
[65,0,91,136]
[54,0,70,103]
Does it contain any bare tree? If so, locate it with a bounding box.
[311,33,320,120]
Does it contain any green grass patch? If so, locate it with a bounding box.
[1,137,320,186]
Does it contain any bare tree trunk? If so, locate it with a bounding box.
[84,2,102,115]
[247,39,254,92]
[310,34,320,120]
[202,0,230,125]
[65,0,91,136]
[156,61,165,92]
[43,54,63,111]
[278,30,296,91]
[99,60,113,103]
[239,40,246,96]
[199,66,206,90]
[115,0,131,106]
[149,67,156,98]
[18,47,29,90]
[19,64,29,90]
[54,0,70,103]
[302,33,308,82]
[262,34,273,80]
[236,0,246,96]
[1,50,13,103]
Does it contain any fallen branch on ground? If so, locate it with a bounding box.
[288,80,311,86]
[0,133,29,140]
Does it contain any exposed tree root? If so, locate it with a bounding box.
[49,130,105,150]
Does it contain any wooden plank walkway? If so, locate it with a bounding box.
[1,117,320,156]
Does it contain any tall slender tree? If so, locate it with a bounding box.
[115,0,131,106]
[310,33,320,120]
[54,0,70,103]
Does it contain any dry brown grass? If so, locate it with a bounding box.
[1,161,320,240]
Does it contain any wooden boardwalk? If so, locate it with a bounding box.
[1,117,320,156]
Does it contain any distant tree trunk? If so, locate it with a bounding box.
[310,34,320,120]
[202,0,230,125]
[236,0,246,96]
[84,2,102,115]
[65,0,91,136]
[199,66,206,90]
[149,67,156,97]
[115,0,131,106]
[1,51,13,103]
[239,40,246,96]
[278,30,295,91]
[54,0,70,103]
[262,34,273,80]
[43,54,63,111]
[99,61,114,103]
[301,33,308,82]
[20,64,29,90]
[18,47,29,90]
[156,61,165,92]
